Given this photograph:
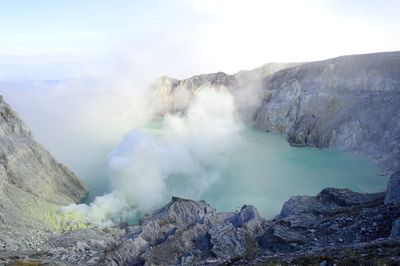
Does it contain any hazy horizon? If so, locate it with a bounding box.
[1,0,399,85]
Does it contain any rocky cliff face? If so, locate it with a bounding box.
[151,53,400,174]
[12,189,398,265]
[255,53,400,176]
[149,62,300,125]
[0,95,87,253]
[97,189,399,265]
[1,52,399,265]
[150,52,400,202]
[100,197,264,265]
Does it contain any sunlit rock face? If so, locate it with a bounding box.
[99,189,400,265]
[0,95,87,251]
[100,196,266,265]
[1,52,399,265]
[256,52,400,176]
[56,87,387,228]
[150,63,300,125]
[151,52,400,176]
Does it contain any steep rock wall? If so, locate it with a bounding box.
[0,95,88,252]
[150,52,400,202]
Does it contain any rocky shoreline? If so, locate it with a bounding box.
[1,51,400,265]
[2,188,399,265]
[151,52,400,174]
[100,188,400,265]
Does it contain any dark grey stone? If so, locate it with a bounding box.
[385,172,400,204]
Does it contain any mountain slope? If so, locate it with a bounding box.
[254,52,400,175]
[0,95,88,252]
[150,52,400,197]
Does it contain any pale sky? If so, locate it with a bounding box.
[0,0,399,187]
[0,0,399,83]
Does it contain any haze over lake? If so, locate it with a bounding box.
[83,117,387,220]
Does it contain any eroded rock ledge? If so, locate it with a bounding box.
[4,188,399,265]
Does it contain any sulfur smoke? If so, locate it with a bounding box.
[60,87,243,226]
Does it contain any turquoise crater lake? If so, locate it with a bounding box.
[201,128,388,217]
[84,119,388,220]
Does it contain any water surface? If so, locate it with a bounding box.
[84,120,388,219]
[203,128,387,217]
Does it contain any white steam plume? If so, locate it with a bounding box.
[60,87,243,226]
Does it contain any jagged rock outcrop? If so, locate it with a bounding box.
[149,52,400,225]
[150,52,400,177]
[0,95,87,254]
[99,197,264,265]
[2,52,399,265]
[0,185,396,265]
[255,188,400,265]
[100,189,399,265]
[16,188,398,265]
[256,53,400,176]
[149,63,300,124]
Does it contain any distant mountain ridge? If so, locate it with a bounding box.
[150,52,400,190]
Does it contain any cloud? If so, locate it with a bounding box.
[0,77,154,197]
[59,87,243,226]
[4,1,400,81]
